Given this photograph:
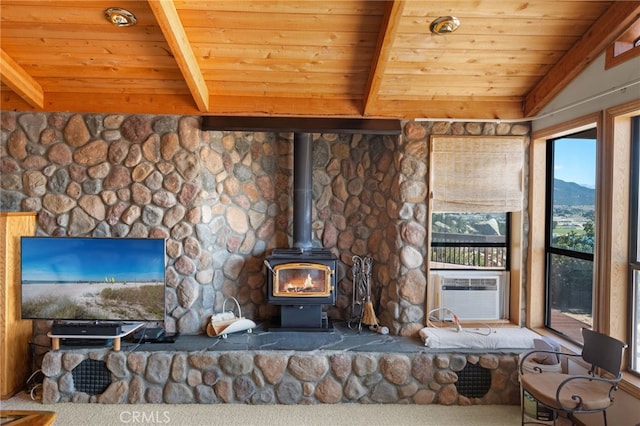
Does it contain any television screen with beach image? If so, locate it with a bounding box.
[20,237,166,322]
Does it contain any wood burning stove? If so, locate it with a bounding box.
[265,248,337,330]
[264,133,337,331]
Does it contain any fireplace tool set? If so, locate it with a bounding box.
[349,255,387,334]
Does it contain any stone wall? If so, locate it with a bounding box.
[40,348,522,405]
[0,112,530,348]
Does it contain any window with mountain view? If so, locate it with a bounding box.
[545,128,596,343]
[431,212,509,270]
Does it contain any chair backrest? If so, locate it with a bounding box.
[581,328,627,376]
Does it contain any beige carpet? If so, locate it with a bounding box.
[1,392,521,426]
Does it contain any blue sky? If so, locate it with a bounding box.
[553,138,596,188]
[22,238,165,282]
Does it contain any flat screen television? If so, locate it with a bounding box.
[20,236,166,323]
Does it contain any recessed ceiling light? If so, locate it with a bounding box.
[104,8,137,27]
[430,16,460,35]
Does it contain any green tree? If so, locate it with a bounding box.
[553,219,594,254]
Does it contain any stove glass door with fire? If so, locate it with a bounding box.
[272,263,333,298]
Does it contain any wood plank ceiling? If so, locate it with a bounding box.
[1,1,638,120]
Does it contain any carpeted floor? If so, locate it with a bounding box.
[1,391,522,426]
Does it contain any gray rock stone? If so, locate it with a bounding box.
[82,179,102,195]
[23,171,46,196]
[177,276,199,308]
[450,355,467,372]
[153,190,177,208]
[142,204,164,227]
[195,384,217,403]
[127,352,147,375]
[107,352,128,378]
[176,309,200,334]
[275,379,302,404]
[61,353,85,371]
[42,377,60,404]
[344,376,367,400]
[48,168,70,193]
[97,380,128,404]
[370,381,398,403]
[58,372,75,394]
[128,375,146,404]
[174,151,199,181]
[19,113,48,143]
[164,382,193,403]
[145,353,172,384]
[145,385,164,403]
[78,194,106,221]
[233,376,256,402]
[145,170,164,190]
[399,245,423,269]
[219,353,253,376]
[68,207,96,236]
[222,254,244,280]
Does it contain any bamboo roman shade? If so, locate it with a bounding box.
[429,136,524,213]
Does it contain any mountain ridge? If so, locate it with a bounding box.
[554,178,594,206]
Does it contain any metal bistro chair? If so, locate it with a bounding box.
[518,328,627,426]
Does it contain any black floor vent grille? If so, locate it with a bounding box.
[454,362,492,398]
[72,359,111,395]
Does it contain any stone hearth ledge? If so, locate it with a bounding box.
[40,322,528,405]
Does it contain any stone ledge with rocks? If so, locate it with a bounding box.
[40,327,524,405]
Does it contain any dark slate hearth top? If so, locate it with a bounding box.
[113,321,426,353]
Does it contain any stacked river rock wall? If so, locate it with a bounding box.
[40,348,521,405]
[0,112,530,350]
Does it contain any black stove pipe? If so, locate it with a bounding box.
[293,132,313,251]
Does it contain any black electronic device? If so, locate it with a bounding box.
[129,328,178,344]
[133,327,165,341]
[52,322,122,336]
[60,338,114,347]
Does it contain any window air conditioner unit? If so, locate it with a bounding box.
[436,273,501,321]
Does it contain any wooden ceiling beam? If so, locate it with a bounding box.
[363,0,405,116]
[148,0,209,112]
[0,48,43,109]
[524,1,640,117]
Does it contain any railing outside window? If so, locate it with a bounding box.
[431,212,509,271]
[431,233,507,269]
